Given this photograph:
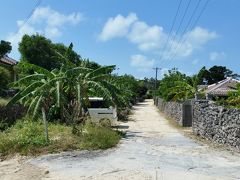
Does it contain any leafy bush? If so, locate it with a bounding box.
[81,123,121,150]
[215,84,240,109]
[99,118,111,127]
[0,67,10,90]
[118,108,131,121]
[0,103,26,131]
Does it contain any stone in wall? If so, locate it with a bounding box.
[156,98,183,126]
[192,100,240,150]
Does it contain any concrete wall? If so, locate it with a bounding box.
[193,100,240,149]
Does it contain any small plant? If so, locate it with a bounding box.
[81,123,121,150]
[117,108,131,121]
[0,67,11,92]
[0,118,48,156]
[99,118,111,127]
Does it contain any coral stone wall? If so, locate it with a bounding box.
[156,98,183,126]
[193,100,240,149]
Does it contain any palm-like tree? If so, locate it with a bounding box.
[8,61,131,141]
[8,63,63,141]
[168,81,195,101]
[167,72,203,101]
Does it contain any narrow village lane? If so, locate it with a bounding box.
[1,99,240,180]
[31,99,240,180]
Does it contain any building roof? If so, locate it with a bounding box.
[206,77,240,96]
[0,56,18,66]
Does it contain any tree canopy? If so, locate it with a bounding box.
[19,34,86,70]
[157,68,193,101]
[19,34,60,70]
[198,66,239,85]
[0,40,12,58]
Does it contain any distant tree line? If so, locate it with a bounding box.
[157,66,239,102]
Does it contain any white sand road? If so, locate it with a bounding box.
[1,99,240,180]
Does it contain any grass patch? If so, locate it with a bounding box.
[80,124,121,150]
[0,118,122,158]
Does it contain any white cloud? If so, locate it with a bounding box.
[6,6,83,52]
[99,13,137,41]
[192,59,199,65]
[31,6,82,28]
[209,51,226,61]
[99,14,218,59]
[128,21,166,51]
[130,54,155,72]
[44,26,62,38]
[162,27,218,59]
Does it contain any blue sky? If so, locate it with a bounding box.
[1,0,240,79]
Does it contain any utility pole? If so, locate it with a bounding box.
[153,67,161,100]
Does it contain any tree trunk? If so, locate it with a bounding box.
[41,107,49,142]
[77,83,83,117]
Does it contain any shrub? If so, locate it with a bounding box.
[0,67,10,90]
[81,123,121,150]
[118,108,131,121]
[99,118,111,127]
[0,103,26,131]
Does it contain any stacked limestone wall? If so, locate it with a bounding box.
[156,98,183,126]
[193,100,240,149]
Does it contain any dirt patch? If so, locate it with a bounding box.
[0,156,47,180]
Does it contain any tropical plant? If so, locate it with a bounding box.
[168,81,195,101]
[158,68,190,101]
[158,68,208,101]
[224,84,240,108]
[7,60,133,141]
[7,63,63,141]
[0,67,11,91]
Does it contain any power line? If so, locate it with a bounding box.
[158,0,183,65]
[161,0,192,64]
[166,0,202,63]
[14,0,42,35]
[167,0,211,63]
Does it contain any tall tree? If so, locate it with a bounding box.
[18,34,83,70]
[198,66,239,85]
[0,40,12,58]
[19,34,59,70]
[208,66,238,83]
[158,68,190,101]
